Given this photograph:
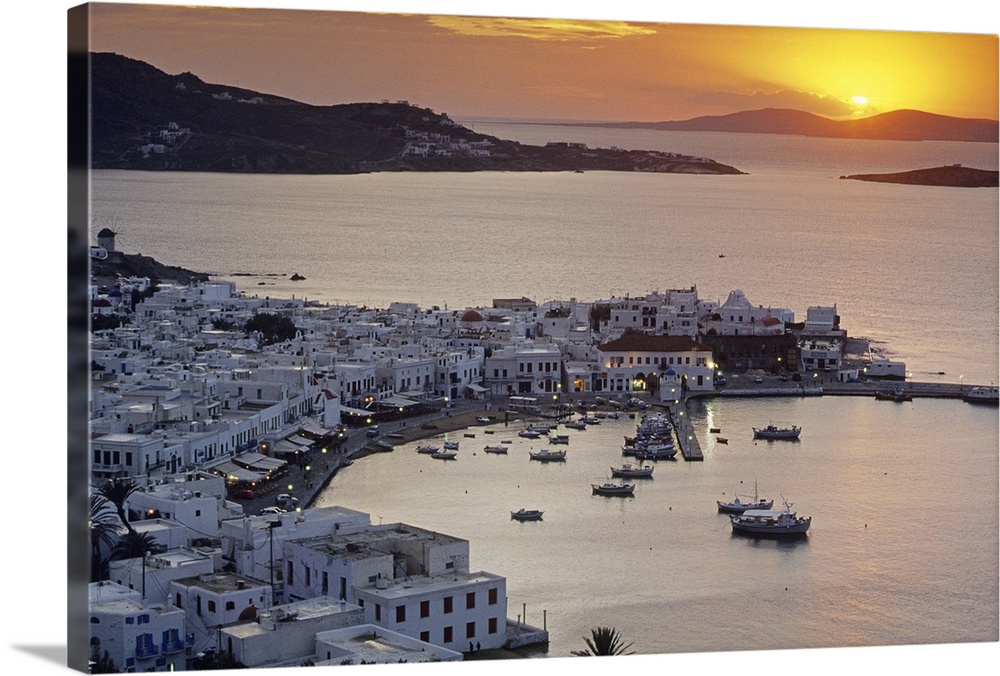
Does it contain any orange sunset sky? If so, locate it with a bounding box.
[85,1,998,123]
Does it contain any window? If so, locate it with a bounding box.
[443,626,453,643]
[466,592,476,609]
[287,562,294,586]
[488,617,498,634]
[207,601,216,613]
[420,631,430,643]
[466,621,476,638]
[175,594,182,608]
[420,600,430,618]
[375,604,381,621]
[396,605,406,623]
[225,601,235,611]
[443,596,453,614]
[488,588,498,605]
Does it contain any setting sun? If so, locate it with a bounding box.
[851,96,869,105]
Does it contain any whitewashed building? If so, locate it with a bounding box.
[220,596,365,668]
[88,581,188,673]
[596,334,716,394]
[484,340,563,396]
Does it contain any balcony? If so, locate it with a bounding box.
[135,644,159,658]
[161,640,185,654]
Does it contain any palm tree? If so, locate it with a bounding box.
[89,494,119,581]
[111,531,162,561]
[98,478,139,535]
[111,531,164,600]
[571,626,635,657]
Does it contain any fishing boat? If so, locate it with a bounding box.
[518,429,543,439]
[729,500,810,537]
[510,508,544,521]
[717,481,773,513]
[529,448,567,462]
[416,445,439,454]
[443,441,460,450]
[483,445,508,454]
[610,463,654,478]
[563,420,588,431]
[548,434,570,445]
[591,481,635,496]
[430,451,458,460]
[752,424,801,440]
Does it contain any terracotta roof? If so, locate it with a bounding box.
[598,334,710,353]
[460,309,484,323]
[761,316,782,326]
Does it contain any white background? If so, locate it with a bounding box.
[4,2,997,675]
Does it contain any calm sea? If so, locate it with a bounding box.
[90,128,998,658]
[90,127,998,385]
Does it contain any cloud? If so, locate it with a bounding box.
[426,15,656,41]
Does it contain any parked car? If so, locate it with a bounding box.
[753,375,764,383]
[715,376,727,386]
[366,426,380,437]
[260,507,286,516]
[231,489,254,500]
[275,494,299,509]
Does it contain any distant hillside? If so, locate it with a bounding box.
[87,52,743,175]
[840,165,999,187]
[591,108,998,142]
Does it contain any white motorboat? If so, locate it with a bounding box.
[483,445,508,454]
[416,445,439,454]
[964,385,999,405]
[510,508,544,521]
[610,463,654,478]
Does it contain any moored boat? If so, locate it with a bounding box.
[964,385,999,405]
[610,463,654,478]
[548,434,570,445]
[529,448,567,462]
[591,481,635,496]
[875,388,912,402]
[717,481,773,513]
[752,424,801,440]
[730,499,810,537]
[518,429,543,439]
[443,441,460,450]
[510,508,544,521]
[484,445,508,454]
[430,451,458,460]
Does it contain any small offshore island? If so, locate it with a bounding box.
[840,164,999,187]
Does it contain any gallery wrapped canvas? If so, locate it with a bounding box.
[62,2,997,675]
